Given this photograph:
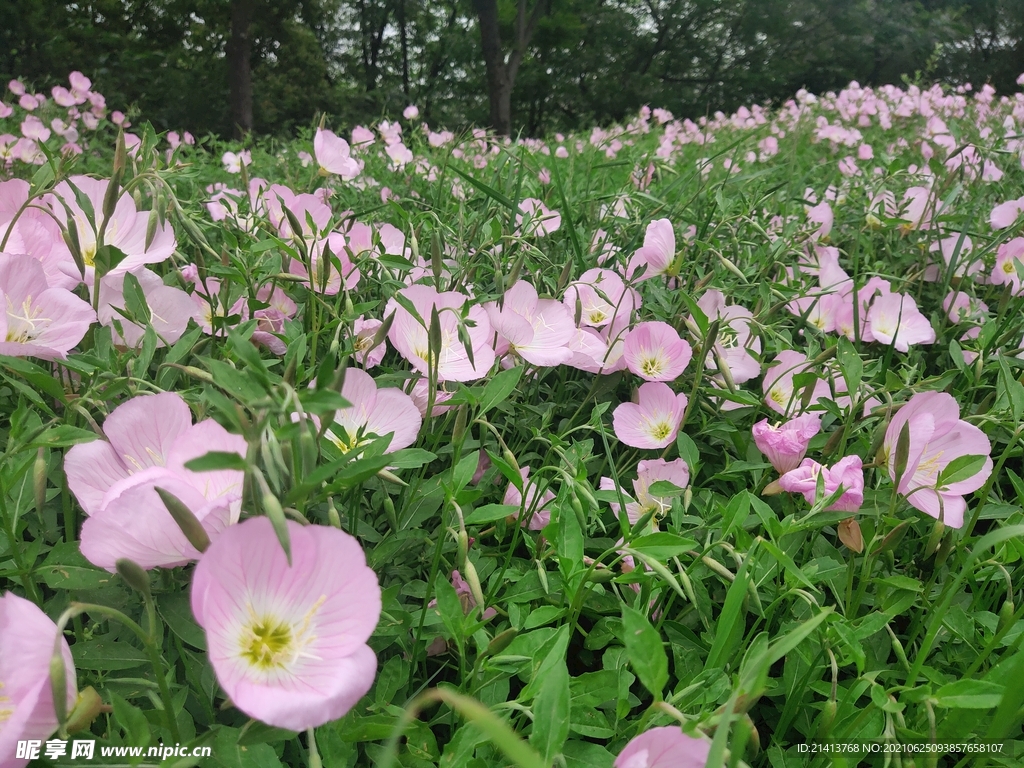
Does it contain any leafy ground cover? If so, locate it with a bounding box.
[3,72,1024,768]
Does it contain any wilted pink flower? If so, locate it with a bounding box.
[614,726,711,768]
[753,413,822,473]
[866,292,935,352]
[191,517,381,731]
[386,285,495,382]
[626,219,676,280]
[430,570,496,620]
[601,458,689,524]
[623,321,692,381]
[779,455,864,512]
[51,175,176,280]
[314,128,360,179]
[612,383,687,449]
[503,466,556,530]
[516,198,561,236]
[484,280,575,367]
[884,392,992,528]
[327,368,421,454]
[0,592,78,768]
[0,252,94,359]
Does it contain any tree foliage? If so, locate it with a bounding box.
[2,0,1022,136]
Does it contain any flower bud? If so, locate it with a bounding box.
[50,642,69,733]
[155,486,210,553]
[34,447,47,518]
[115,558,152,600]
[462,560,486,615]
[485,628,517,656]
[998,599,1015,635]
[327,497,342,529]
[838,518,864,553]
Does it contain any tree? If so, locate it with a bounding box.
[473,0,550,134]
[227,0,255,137]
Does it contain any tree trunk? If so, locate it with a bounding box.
[227,0,254,138]
[473,0,548,135]
[474,0,510,134]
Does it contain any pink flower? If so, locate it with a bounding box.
[0,592,78,768]
[221,150,251,173]
[484,280,575,367]
[614,726,711,768]
[612,383,687,449]
[251,284,297,354]
[623,321,692,381]
[386,285,495,382]
[314,128,360,179]
[884,392,992,528]
[327,368,421,454]
[696,290,760,384]
[191,517,381,731]
[601,458,690,524]
[991,238,1024,294]
[779,455,865,512]
[990,198,1024,230]
[763,351,831,416]
[386,142,413,168]
[806,201,833,239]
[79,469,236,571]
[0,252,94,359]
[51,175,176,280]
[563,268,639,329]
[352,316,387,368]
[403,105,420,120]
[65,391,245,515]
[516,198,561,236]
[753,413,822,473]
[626,219,676,280]
[1,179,79,290]
[97,268,198,348]
[351,125,375,149]
[503,467,555,530]
[866,293,935,352]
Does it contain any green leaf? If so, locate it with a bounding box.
[465,504,519,524]
[122,271,151,324]
[71,638,149,671]
[110,691,151,750]
[38,541,113,591]
[184,451,248,472]
[934,679,1005,709]
[937,454,988,488]
[160,592,208,650]
[478,366,523,413]
[646,480,687,497]
[434,571,465,642]
[621,605,668,699]
[29,425,99,448]
[529,659,570,763]
[628,532,697,561]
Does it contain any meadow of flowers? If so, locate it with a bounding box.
[3,69,1024,768]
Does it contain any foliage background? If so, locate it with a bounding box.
[2,0,1023,137]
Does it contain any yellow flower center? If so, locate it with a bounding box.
[240,617,295,670]
[647,421,672,442]
[639,355,665,378]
